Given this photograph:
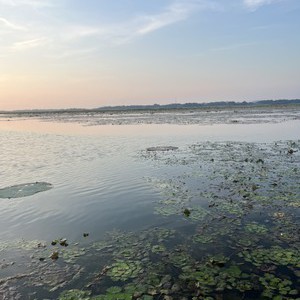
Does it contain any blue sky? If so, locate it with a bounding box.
[0,0,299,109]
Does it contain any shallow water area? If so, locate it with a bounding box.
[0,109,299,299]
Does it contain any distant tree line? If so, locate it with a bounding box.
[96,99,300,111]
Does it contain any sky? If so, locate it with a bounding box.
[0,0,299,110]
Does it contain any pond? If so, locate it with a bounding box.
[0,108,299,299]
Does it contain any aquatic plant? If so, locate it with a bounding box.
[107,260,143,281]
[239,246,300,267]
[245,222,268,234]
[0,182,53,198]
[259,273,298,298]
[58,289,91,300]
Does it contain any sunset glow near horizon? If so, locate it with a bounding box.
[0,0,299,110]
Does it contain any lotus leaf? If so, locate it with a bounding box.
[0,182,53,199]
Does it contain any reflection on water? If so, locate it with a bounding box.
[0,118,299,240]
[0,114,299,299]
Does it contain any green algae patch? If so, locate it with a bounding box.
[0,182,53,198]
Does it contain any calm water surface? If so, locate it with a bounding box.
[0,116,299,299]
[0,119,298,240]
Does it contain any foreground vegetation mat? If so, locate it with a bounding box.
[0,140,299,299]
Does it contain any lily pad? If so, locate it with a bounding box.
[58,289,91,300]
[107,260,143,281]
[245,222,268,234]
[0,182,53,199]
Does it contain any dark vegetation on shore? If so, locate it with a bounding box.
[97,99,300,112]
[1,99,300,114]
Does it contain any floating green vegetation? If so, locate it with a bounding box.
[27,263,83,292]
[189,207,209,222]
[146,177,192,218]
[154,205,179,217]
[58,289,91,300]
[215,202,244,217]
[168,249,194,269]
[107,260,143,281]
[180,263,253,294]
[245,222,268,234]
[151,244,166,254]
[0,239,47,252]
[2,140,300,299]
[235,235,257,248]
[61,247,87,263]
[259,273,298,298]
[192,234,214,244]
[239,246,300,267]
[93,286,133,300]
[0,182,53,198]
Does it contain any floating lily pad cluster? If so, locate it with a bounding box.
[239,246,300,268]
[58,287,134,300]
[1,140,299,299]
[107,260,143,281]
[180,260,253,295]
[259,273,298,298]
[245,222,268,234]
[139,140,300,298]
[0,239,47,252]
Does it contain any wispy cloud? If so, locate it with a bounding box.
[46,47,99,60]
[12,37,49,51]
[211,42,258,52]
[62,0,220,46]
[0,17,26,30]
[0,0,59,8]
[1,0,220,58]
[136,2,197,35]
[62,25,107,40]
[137,0,220,36]
[244,0,281,10]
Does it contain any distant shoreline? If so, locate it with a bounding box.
[0,99,300,114]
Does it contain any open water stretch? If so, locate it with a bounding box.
[0,108,299,299]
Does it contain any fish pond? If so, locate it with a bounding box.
[0,108,299,300]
